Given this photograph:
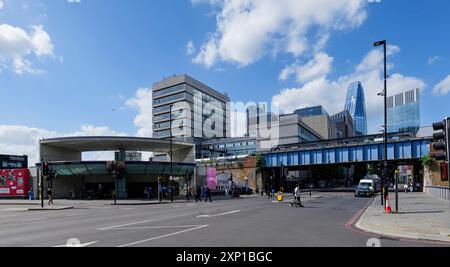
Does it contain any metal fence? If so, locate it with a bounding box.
[425,186,450,200]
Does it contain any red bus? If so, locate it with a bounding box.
[0,169,30,198]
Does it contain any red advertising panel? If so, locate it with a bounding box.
[0,169,30,197]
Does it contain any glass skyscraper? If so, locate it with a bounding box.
[387,88,420,134]
[344,81,368,136]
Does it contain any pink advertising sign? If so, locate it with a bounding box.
[206,167,217,190]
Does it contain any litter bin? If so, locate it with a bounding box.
[277,192,283,202]
[28,191,35,201]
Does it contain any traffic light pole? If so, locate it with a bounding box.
[446,118,450,202]
[113,170,117,205]
[41,168,44,208]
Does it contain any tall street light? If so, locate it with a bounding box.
[169,104,174,203]
[374,40,388,207]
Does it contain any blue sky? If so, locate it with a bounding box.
[1,0,450,163]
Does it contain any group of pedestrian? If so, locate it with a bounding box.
[403,182,420,193]
[195,186,212,203]
[143,186,154,200]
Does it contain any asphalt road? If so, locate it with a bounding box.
[0,193,446,247]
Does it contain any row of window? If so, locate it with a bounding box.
[153,84,185,99]
[264,141,430,167]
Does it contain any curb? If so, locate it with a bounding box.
[354,198,450,244]
[28,206,74,211]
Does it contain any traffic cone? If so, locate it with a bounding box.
[385,195,392,213]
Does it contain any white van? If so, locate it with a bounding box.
[358,179,375,196]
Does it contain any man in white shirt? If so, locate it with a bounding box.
[294,184,304,208]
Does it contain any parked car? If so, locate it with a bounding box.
[355,184,372,198]
[239,187,253,195]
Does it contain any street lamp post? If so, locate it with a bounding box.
[395,169,399,213]
[374,40,388,207]
[169,104,174,203]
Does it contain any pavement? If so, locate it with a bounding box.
[0,192,448,247]
[356,192,450,243]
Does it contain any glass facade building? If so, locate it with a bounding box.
[344,81,368,136]
[198,137,257,159]
[387,88,420,134]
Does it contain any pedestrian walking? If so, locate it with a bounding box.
[147,186,153,199]
[186,185,192,202]
[294,184,304,208]
[47,187,54,205]
[205,186,212,203]
[195,186,202,202]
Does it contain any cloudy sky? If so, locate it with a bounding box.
[1,0,450,164]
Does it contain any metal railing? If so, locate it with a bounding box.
[425,186,450,200]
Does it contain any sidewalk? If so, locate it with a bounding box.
[356,193,450,243]
[0,194,258,209]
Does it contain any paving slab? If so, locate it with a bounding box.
[356,193,450,243]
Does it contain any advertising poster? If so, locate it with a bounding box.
[206,167,217,190]
[0,169,30,197]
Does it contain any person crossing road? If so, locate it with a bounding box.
[294,184,304,208]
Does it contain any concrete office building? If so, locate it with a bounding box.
[257,113,322,151]
[294,106,337,140]
[152,74,231,142]
[331,110,355,139]
[387,88,421,134]
[246,104,275,138]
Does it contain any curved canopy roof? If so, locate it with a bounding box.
[40,136,195,164]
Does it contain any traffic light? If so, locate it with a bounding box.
[431,119,449,161]
[42,162,50,176]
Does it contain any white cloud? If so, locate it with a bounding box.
[186,40,196,55]
[355,45,400,73]
[67,0,82,3]
[433,75,450,95]
[427,56,441,65]
[126,88,153,137]
[30,25,54,57]
[0,125,126,166]
[0,23,54,74]
[192,0,367,68]
[273,46,426,134]
[279,52,333,83]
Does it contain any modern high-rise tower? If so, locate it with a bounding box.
[344,81,368,136]
[387,88,421,134]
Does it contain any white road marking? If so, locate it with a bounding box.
[22,218,47,222]
[65,213,86,217]
[108,225,207,230]
[54,240,99,247]
[96,213,193,231]
[117,225,209,247]
[197,210,241,218]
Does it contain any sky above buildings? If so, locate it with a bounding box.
[1,0,450,164]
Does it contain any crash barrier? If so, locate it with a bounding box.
[425,186,450,201]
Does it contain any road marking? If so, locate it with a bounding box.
[65,213,86,217]
[54,239,99,247]
[22,218,47,222]
[117,225,209,247]
[96,213,193,231]
[109,225,207,230]
[197,210,240,218]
